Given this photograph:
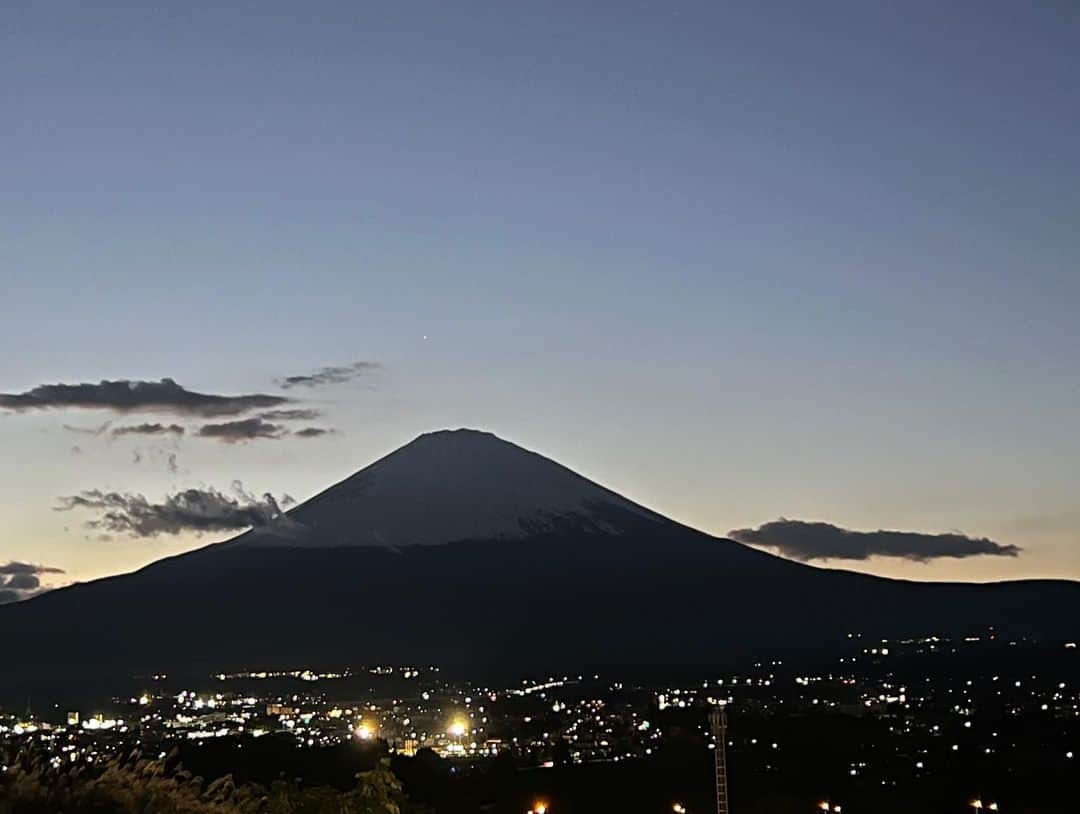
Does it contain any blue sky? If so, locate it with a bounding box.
[2,1,1078,588]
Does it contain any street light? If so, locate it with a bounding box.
[971,802,983,811]
[673,805,688,813]
[354,722,373,740]
[819,804,842,813]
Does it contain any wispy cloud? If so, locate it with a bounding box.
[0,562,65,577]
[196,417,286,443]
[1,378,288,417]
[56,483,292,538]
[111,423,186,438]
[294,427,333,438]
[63,421,112,436]
[277,361,380,390]
[259,409,322,421]
[729,518,1021,563]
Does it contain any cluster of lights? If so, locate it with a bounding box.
[82,718,121,731]
[215,668,351,681]
[2,640,1074,812]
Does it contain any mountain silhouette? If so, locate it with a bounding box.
[2,429,1076,702]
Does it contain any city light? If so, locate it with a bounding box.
[2,641,1074,813]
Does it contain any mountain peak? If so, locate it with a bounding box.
[415,427,499,440]
[405,427,506,452]
[232,429,664,550]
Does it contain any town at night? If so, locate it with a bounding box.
[4,635,1076,812]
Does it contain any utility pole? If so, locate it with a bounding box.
[709,705,730,814]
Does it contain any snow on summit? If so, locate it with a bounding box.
[232,429,664,549]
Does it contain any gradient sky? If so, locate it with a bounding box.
[2,1,1079,589]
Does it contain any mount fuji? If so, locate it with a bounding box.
[227,428,670,549]
[2,429,1077,698]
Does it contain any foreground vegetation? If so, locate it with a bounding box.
[0,742,430,814]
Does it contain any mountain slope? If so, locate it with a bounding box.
[229,428,669,549]
[2,429,1077,704]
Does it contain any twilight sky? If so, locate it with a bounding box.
[2,1,1079,593]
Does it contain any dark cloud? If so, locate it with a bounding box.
[1,378,288,417]
[197,417,285,443]
[0,562,65,576]
[6,573,40,591]
[0,562,66,605]
[277,361,380,390]
[111,423,186,438]
[63,421,112,436]
[294,427,334,438]
[55,483,291,538]
[729,519,1021,563]
[260,409,322,421]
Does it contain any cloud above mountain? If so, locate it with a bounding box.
[63,421,112,436]
[110,423,186,437]
[8,376,342,447]
[1,378,288,417]
[277,361,380,390]
[0,561,66,605]
[294,427,333,438]
[56,483,293,538]
[729,519,1021,562]
[196,417,286,443]
[259,409,322,421]
[0,562,65,578]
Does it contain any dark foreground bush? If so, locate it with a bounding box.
[0,741,430,814]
